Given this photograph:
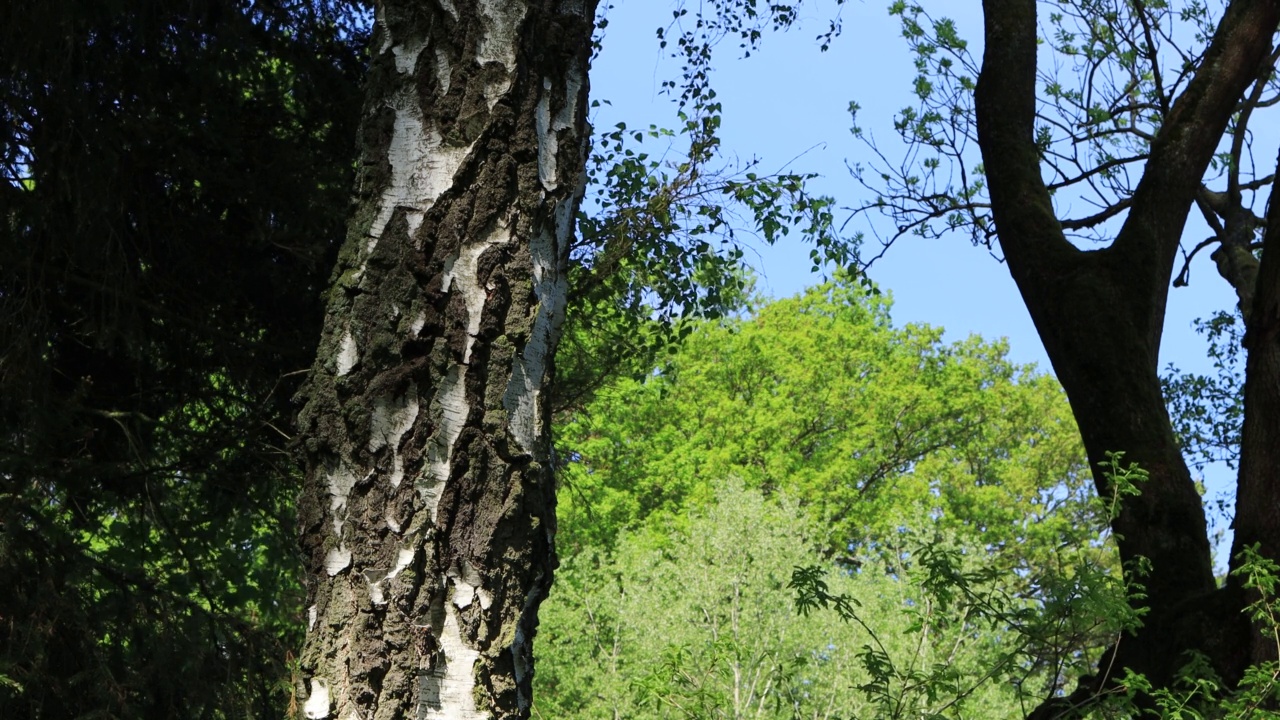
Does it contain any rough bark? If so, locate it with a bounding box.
[1229,150,1280,665]
[293,2,596,718]
[975,0,1280,707]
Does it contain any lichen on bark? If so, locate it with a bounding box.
[293,2,597,718]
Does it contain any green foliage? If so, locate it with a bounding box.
[538,484,848,719]
[790,537,1136,720]
[556,277,1102,576]
[538,476,1128,719]
[537,482,1039,719]
[542,278,1124,717]
[1096,451,1150,517]
[1163,311,1246,471]
[789,452,1157,719]
[557,2,861,414]
[1095,546,1280,719]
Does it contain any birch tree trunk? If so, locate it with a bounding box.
[293,2,596,717]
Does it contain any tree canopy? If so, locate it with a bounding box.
[556,279,1097,565]
[538,282,1126,717]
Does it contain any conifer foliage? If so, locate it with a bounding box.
[0,2,365,716]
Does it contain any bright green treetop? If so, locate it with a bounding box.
[543,277,1125,716]
[556,276,1103,578]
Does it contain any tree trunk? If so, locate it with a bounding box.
[293,2,596,718]
[1229,151,1280,665]
[976,0,1280,704]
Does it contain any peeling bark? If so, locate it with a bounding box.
[293,2,597,718]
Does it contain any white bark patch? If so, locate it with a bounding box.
[326,463,358,536]
[503,218,570,454]
[365,547,416,607]
[386,512,402,533]
[367,5,525,260]
[535,78,557,190]
[392,35,427,74]
[307,604,318,632]
[336,331,358,377]
[504,63,581,452]
[447,563,492,637]
[420,222,512,516]
[411,310,427,336]
[452,560,493,611]
[440,222,512,363]
[420,590,485,719]
[535,63,583,192]
[324,545,352,576]
[421,364,464,522]
[476,0,525,108]
[405,209,425,238]
[500,319,541,456]
[368,385,419,452]
[384,36,430,242]
[367,18,475,252]
[367,579,386,606]
[557,65,584,137]
[393,546,416,576]
[434,46,453,95]
[512,572,547,709]
[304,678,331,719]
[452,581,475,610]
[477,0,523,69]
[370,113,470,248]
[368,385,420,488]
[365,21,449,249]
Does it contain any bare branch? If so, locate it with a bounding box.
[1172,236,1219,287]
[1061,198,1134,231]
[1228,45,1280,201]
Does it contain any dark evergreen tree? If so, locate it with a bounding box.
[0,2,366,716]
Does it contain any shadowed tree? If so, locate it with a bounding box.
[973,0,1280,710]
[0,1,364,716]
[293,2,599,717]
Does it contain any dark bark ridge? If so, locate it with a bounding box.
[1230,152,1280,664]
[294,1,597,718]
[976,0,1280,712]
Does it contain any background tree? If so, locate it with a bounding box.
[978,0,1280,706]
[540,483,1053,720]
[554,279,1098,568]
[0,1,364,717]
[837,0,1280,709]
[535,283,1127,717]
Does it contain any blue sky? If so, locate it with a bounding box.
[588,0,1248,558]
